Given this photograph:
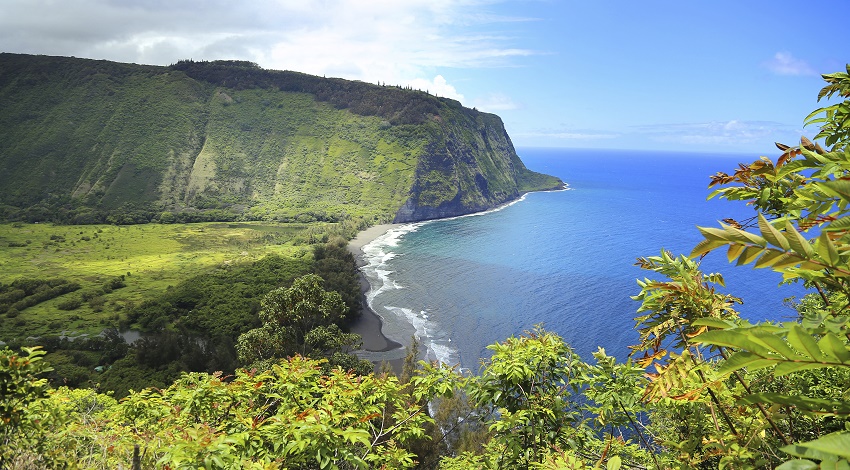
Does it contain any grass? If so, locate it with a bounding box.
[0,222,316,341]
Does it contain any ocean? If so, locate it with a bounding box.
[357,147,807,371]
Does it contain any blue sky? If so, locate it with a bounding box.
[2,0,848,153]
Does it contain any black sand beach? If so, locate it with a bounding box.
[346,224,403,353]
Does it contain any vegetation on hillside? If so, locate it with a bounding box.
[0,54,561,226]
[3,65,849,469]
[0,221,366,398]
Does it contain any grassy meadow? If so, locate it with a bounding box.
[0,221,320,341]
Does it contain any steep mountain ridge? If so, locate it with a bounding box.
[0,53,562,224]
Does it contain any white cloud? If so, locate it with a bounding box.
[470,93,519,111]
[407,75,465,101]
[517,130,621,140]
[0,0,535,90]
[632,120,802,146]
[764,52,816,76]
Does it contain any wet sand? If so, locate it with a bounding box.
[346,224,403,353]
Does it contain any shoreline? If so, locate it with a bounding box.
[347,224,404,353]
[345,189,566,364]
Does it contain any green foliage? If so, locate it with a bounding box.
[237,274,372,374]
[312,236,362,321]
[5,57,850,470]
[804,65,850,149]
[0,53,560,225]
[0,222,313,341]
[0,347,56,468]
[0,277,81,315]
[467,327,586,468]
[637,65,850,468]
[0,350,461,469]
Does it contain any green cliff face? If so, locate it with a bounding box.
[0,54,562,224]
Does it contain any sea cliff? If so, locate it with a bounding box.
[0,53,562,224]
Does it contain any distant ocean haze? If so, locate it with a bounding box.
[359,147,806,371]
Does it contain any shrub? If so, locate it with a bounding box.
[56,297,83,311]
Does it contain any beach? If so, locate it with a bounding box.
[347,224,404,355]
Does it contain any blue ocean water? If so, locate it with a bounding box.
[358,148,806,370]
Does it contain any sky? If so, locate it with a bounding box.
[2,0,848,154]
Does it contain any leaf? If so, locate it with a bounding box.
[691,237,728,257]
[723,224,769,245]
[736,246,764,265]
[727,243,745,262]
[754,249,787,269]
[690,318,736,329]
[783,221,815,258]
[606,455,622,470]
[694,330,769,355]
[823,216,850,232]
[749,329,805,360]
[716,351,777,375]
[781,431,850,460]
[818,333,850,362]
[774,362,830,376]
[775,460,819,470]
[771,252,806,270]
[739,393,850,416]
[816,233,840,266]
[819,180,850,203]
[787,324,828,363]
[698,226,730,242]
[759,214,790,250]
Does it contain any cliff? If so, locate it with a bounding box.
[0,53,562,224]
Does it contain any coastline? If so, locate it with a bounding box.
[345,189,568,365]
[347,224,403,353]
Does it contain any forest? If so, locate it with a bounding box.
[2,67,850,469]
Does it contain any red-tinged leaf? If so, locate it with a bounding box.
[722,218,743,229]
[358,412,381,423]
[776,151,791,169]
[800,135,816,150]
[671,389,702,401]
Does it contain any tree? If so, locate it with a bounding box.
[236,274,371,374]
[0,347,58,468]
[634,65,850,468]
[0,349,462,469]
